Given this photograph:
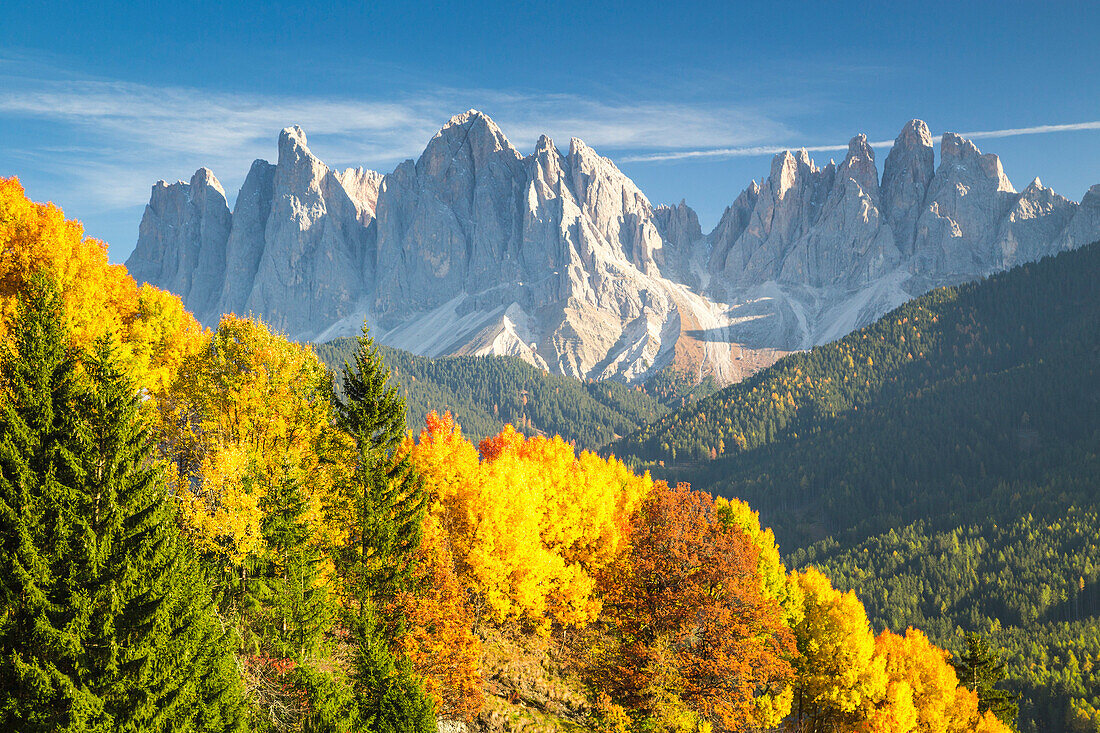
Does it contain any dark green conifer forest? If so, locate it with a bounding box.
[312,340,670,450]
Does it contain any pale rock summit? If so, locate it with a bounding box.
[911,132,1017,277]
[242,126,373,336]
[881,119,935,254]
[129,168,231,325]
[1059,184,1100,251]
[992,178,1075,270]
[216,159,274,318]
[127,112,1100,384]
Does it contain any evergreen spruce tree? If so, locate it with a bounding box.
[351,605,435,733]
[334,326,435,733]
[0,278,106,731]
[250,462,334,661]
[0,280,249,732]
[81,337,251,732]
[952,632,1020,727]
[335,325,427,608]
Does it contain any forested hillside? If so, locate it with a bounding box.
[795,512,1100,731]
[313,337,670,450]
[612,242,1100,548]
[611,241,1100,731]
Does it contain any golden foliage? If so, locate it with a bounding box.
[0,177,204,399]
[863,628,1012,733]
[158,315,350,562]
[404,412,651,630]
[788,568,887,730]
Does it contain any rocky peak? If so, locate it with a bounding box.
[1059,184,1100,250]
[771,150,815,200]
[420,109,521,175]
[279,125,310,161]
[838,134,879,196]
[215,159,276,319]
[336,166,384,222]
[531,134,564,178]
[898,119,934,149]
[912,131,1021,276]
[126,167,231,324]
[190,167,225,197]
[882,119,935,254]
[992,175,1076,270]
[940,132,1015,193]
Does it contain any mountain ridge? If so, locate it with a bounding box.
[126,111,1100,384]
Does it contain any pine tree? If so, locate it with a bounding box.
[0,281,249,732]
[351,606,436,733]
[334,326,435,733]
[335,326,427,608]
[0,278,106,732]
[82,337,251,732]
[952,632,1020,727]
[250,462,334,661]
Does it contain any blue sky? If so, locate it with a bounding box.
[3,0,1098,262]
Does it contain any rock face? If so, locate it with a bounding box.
[881,119,935,255]
[127,113,1100,383]
[129,168,231,324]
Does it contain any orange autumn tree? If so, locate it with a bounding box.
[715,497,804,727]
[598,482,795,732]
[403,412,651,630]
[0,177,204,397]
[389,512,483,721]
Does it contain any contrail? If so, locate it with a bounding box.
[621,120,1100,163]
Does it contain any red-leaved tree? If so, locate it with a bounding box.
[598,482,795,730]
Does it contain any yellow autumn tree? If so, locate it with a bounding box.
[861,628,1012,733]
[787,568,887,731]
[403,413,652,630]
[0,176,204,398]
[158,314,351,563]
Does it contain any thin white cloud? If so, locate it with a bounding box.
[961,121,1100,140]
[623,121,1100,163]
[0,65,790,212]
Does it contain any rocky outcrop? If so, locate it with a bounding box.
[911,132,1017,277]
[241,126,374,336]
[128,168,231,324]
[216,159,274,319]
[778,135,899,289]
[1059,184,1100,251]
[127,112,1100,384]
[653,200,706,289]
[991,178,1076,270]
[881,119,935,254]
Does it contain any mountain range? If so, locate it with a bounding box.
[126,111,1100,383]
